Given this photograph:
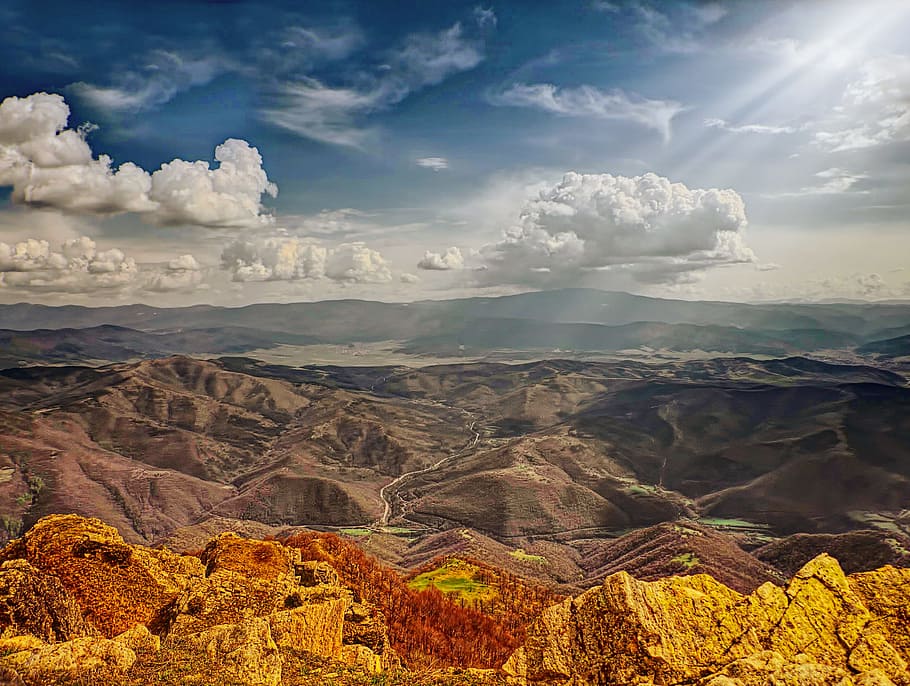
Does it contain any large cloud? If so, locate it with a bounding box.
[0,92,277,227]
[479,172,756,286]
[221,237,393,284]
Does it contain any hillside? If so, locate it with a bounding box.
[2,354,910,586]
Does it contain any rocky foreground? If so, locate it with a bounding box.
[0,515,908,686]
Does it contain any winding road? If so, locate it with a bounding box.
[377,416,481,526]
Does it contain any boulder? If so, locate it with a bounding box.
[267,587,349,659]
[0,559,95,642]
[178,617,281,686]
[8,514,204,637]
[170,533,302,633]
[0,636,136,682]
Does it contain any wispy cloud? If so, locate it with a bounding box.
[767,168,869,197]
[815,55,910,151]
[489,83,686,142]
[70,50,225,113]
[262,21,487,147]
[704,118,797,135]
[634,2,727,55]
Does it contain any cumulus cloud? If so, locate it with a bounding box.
[418,246,464,270]
[416,157,449,171]
[262,20,486,146]
[479,171,756,286]
[0,235,137,292]
[0,92,277,227]
[0,234,208,295]
[704,118,797,135]
[815,55,910,151]
[146,254,204,292]
[400,272,420,284]
[221,238,393,284]
[489,83,685,142]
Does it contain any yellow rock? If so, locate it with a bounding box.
[505,554,910,686]
[1,636,136,681]
[180,617,281,686]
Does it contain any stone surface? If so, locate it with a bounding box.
[7,514,204,637]
[114,624,161,655]
[268,587,349,659]
[503,554,910,686]
[0,559,96,642]
[179,617,282,686]
[1,636,136,681]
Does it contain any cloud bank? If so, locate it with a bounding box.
[221,238,393,284]
[0,235,204,294]
[0,92,277,227]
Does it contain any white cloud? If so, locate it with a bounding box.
[0,234,209,295]
[145,254,204,293]
[489,83,685,142]
[0,235,137,293]
[418,246,464,270]
[704,118,797,135]
[634,2,726,55]
[815,55,910,151]
[416,157,449,171]
[70,50,224,113]
[400,272,420,284]
[479,171,756,286]
[591,1,620,13]
[0,93,277,227]
[221,238,393,284]
[148,138,278,227]
[262,21,486,146]
[768,168,869,197]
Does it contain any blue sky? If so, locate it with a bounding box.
[0,0,909,305]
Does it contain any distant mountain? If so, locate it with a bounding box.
[3,289,910,368]
[0,325,319,368]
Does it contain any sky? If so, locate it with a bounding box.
[0,0,909,306]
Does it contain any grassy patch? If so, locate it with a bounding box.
[627,484,658,496]
[408,559,495,607]
[509,549,547,564]
[699,517,769,530]
[339,528,372,537]
[671,552,700,569]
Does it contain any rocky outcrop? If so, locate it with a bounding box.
[4,514,203,636]
[0,514,396,685]
[503,554,910,686]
